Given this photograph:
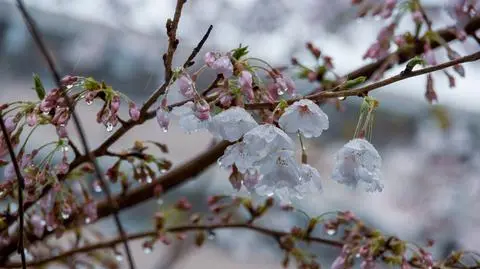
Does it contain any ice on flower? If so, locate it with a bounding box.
[296,164,322,194]
[242,124,294,161]
[218,142,256,173]
[208,107,258,142]
[331,138,383,192]
[254,150,306,203]
[204,52,233,78]
[171,101,210,133]
[278,99,329,138]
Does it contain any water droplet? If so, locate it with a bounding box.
[62,145,69,152]
[0,190,4,197]
[43,111,50,116]
[115,253,123,262]
[157,198,164,205]
[61,211,70,220]
[277,87,287,96]
[161,127,168,133]
[47,225,54,232]
[159,169,167,174]
[217,159,223,167]
[66,85,73,90]
[337,96,346,101]
[355,253,361,258]
[326,228,336,236]
[143,246,153,254]
[24,248,33,261]
[40,220,46,226]
[146,176,153,184]
[106,123,114,132]
[93,180,102,193]
[85,217,91,224]
[86,100,93,106]
[207,231,216,240]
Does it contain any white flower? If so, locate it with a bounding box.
[171,101,210,133]
[218,142,256,173]
[331,138,383,192]
[243,124,294,162]
[278,99,329,138]
[296,164,322,194]
[254,150,305,203]
[208,107,258,142]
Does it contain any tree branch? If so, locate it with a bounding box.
[3,223,343,268]
[244,50,480,110]
[0,115,26,269]
[15,1,136,267]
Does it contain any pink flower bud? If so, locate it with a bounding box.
[129,102,141,121]
[26,113,37,127]
[110,95,121,113]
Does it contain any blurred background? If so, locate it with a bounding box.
[1,0,480,268]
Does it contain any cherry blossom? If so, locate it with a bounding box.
[331,138,383,192]
[268,73,296,99]
[156,107,170,132]
[204,52,233,78]
[128,102,140,121]
[171,101,211,133]
[254,150,305,202]
[218,142,256,173]
[278,99,329,138]
[30,214,46,238]
[242,124,295,162]
[208,107,258,142]
[239,71,255,101]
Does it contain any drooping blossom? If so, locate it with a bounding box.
[363,23,396,60]
[204,52,234,78]
[208,107,258,142]
[129,102,141,121]
[171,100,211,133]
[267,73,296,100]
[156,107,170,132]
[278,99,329,138]
[331,138,383,192]
[30,214,46,238]
[239,71,255,101]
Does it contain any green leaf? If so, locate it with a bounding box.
[33,74,46,100]
[402,56,425,75]
[232,44,249,60]
[344,76,367,88]
[84,77,100,91]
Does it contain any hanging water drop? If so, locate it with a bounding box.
[86,100,93,106]
[326,228,336,236]
[143,246,153,254]
[355,253,361,258]
[46,225,54,232]
[157,198,164,205]
[161,127,168,133]
[277,87,287,96]
[85,217,91,224]
[93,180,102,193]
[106,122,114,132]
[207,231,216,240]
[115,253,123,262]
[43,111,50,116]
[62,145,70,152]
[337,96,346,101]
[146,176,153,184]
[61,210,70,220]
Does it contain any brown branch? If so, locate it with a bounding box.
[14,1,136,268]
[183,25,214,68]
[244,50,480,110]
[0,115,26,269]
[3,223,343,268]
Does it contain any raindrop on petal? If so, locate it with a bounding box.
[327,228,336,236]
[106,123,114,132]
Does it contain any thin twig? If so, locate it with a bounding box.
[3,223,343,268]
[183,25,213,68]
[244,50,480,110]
[15,1,136,268]
[0,116,26,269]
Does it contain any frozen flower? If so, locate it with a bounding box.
[243,170,261,191]
[278,99,329,138]
[242,124,294,161]
[129,102,141,121]
[208,107,258,142]
[332,138,383,192]
[254,150,306,202]
[156,108,170,132]
[218,142,256,173]
[297,164,322,193]
[239,71,255,101]
[176,74,196,98]
[171,101,210,133]
[204,52,233,78]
